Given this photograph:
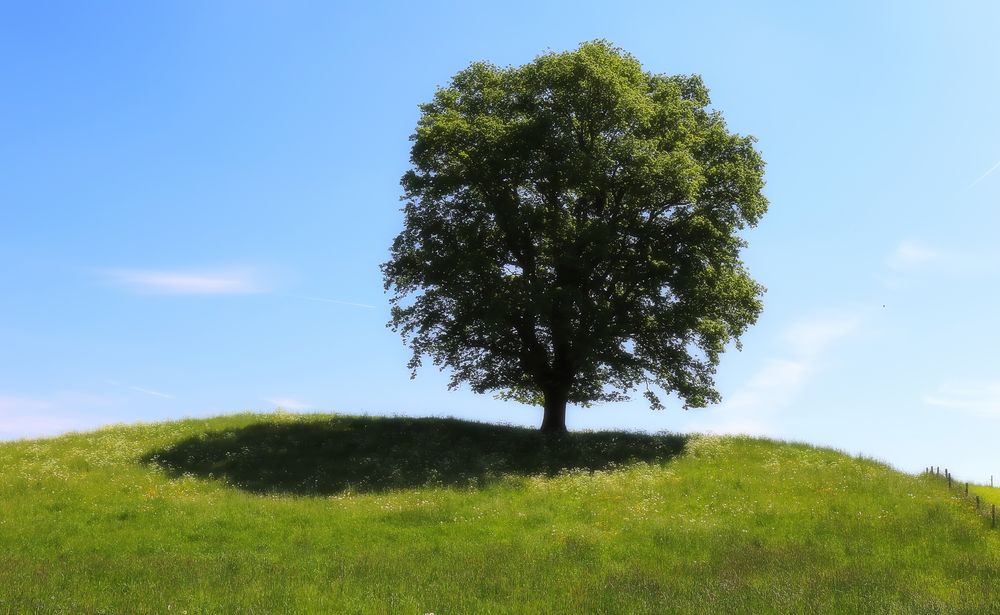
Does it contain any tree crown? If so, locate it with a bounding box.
[382,40,767,413]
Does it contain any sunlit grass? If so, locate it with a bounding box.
[1,412,999,613]
[972,484,1000,501]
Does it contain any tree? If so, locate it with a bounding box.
[382,41,767,434]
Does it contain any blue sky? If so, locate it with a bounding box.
[3,1,999,480]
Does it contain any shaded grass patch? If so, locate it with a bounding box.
[142,415,689,495]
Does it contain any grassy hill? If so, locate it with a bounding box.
[1,412,998,614]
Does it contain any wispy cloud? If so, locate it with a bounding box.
[101,267,267,295]
[969,159,1000,189]
[690,312,861,436]
[923,381,1000,417]
[266,397,312,411]
[883,240,998,285]
[887,240,944,271]
[783,314,861,357]
[722,358,810,413]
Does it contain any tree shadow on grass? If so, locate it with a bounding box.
[142,415,689,496]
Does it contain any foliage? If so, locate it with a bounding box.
[383,41,767,428]
[2,414,1000,613]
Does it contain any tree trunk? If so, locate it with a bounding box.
[540,388,568,434]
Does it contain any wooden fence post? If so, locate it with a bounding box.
[992,504,995,529]
[976,495,980,510]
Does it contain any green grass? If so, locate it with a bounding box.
[2,412,999,614]
[972,484,1000,503]
[965,482,1000,523]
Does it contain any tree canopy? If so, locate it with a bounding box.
[382,40,767,433]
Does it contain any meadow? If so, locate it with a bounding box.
[1,412,999,613]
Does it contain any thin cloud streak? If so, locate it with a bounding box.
[106,379,174,399]
[923,381,1000,417]
[101,267,266,295]
[969,159,1000,188]
[128,386,174,399]
[883,239,1000,283]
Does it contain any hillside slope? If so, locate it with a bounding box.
[1,412,997,614]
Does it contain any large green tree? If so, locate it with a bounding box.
[382,41,767,434]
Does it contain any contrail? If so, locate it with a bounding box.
[286,294,377,309]
[129,386,174,399]
[970,159,1000,188]
[106,379,174,399]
